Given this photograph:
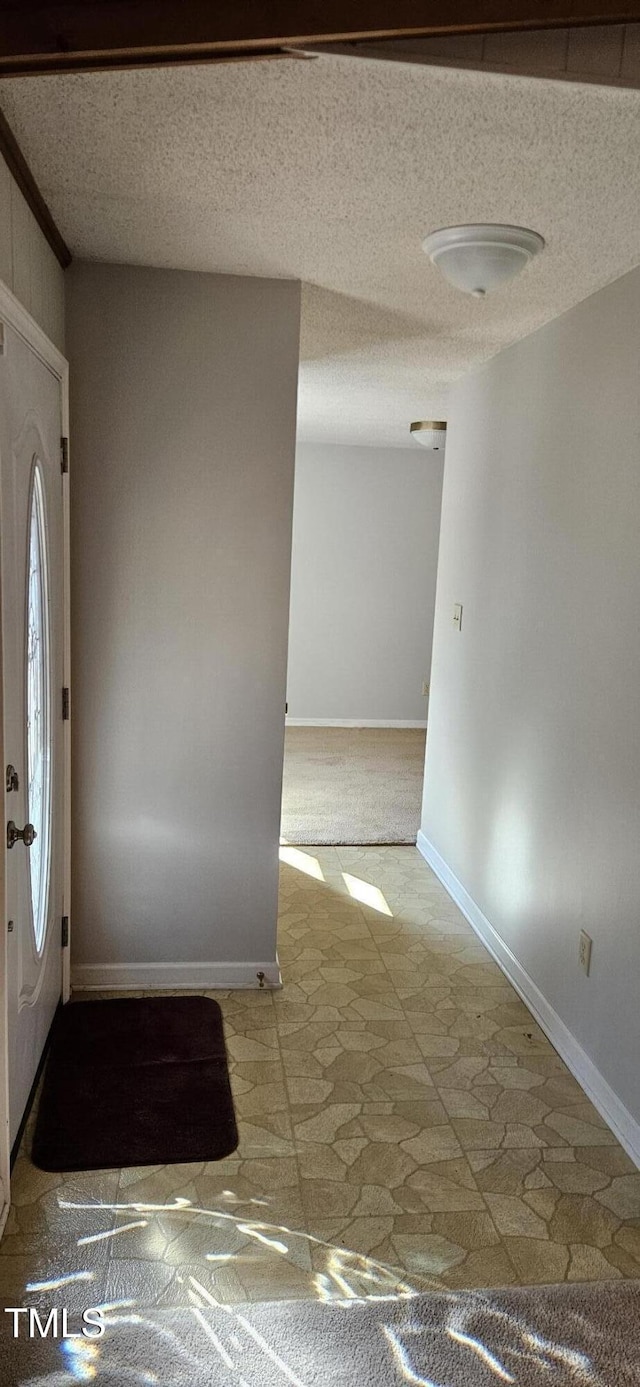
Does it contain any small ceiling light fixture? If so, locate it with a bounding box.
[422,224,545,297]
[410,420,447,451]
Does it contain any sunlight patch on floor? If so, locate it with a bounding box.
[279,846,325,880]
[342,872,393,916]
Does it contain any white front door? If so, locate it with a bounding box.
[1,321,65,1149]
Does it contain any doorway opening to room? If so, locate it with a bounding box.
[280,435,444,848]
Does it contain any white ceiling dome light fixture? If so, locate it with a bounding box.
[422,224,545,297]
[410,420,447,451]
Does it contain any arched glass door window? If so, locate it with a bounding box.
[26,465,52,952]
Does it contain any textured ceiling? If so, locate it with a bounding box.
[1,57,639,447]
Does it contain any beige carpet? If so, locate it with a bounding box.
[3,1282,638,1383]
[281,725,427,844]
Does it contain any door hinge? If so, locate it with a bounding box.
[61,916,69,949]
[62,687,70,721]
[61,436,69,474]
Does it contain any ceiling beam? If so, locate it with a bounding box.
[0,106,71,266]
[1,2,639,77]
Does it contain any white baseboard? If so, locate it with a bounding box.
[417,830,640,1170]
[71,960,282,991]
[286,718,427,728]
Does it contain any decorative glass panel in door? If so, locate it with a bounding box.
[26,465,52,953]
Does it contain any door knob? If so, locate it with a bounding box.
[7,821,37,850]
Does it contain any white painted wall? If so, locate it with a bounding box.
[0,153,65,351]
[66,262,300,988]
[420,264,640,1153]
[287,443,444,724]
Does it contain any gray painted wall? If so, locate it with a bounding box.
[421,265,640,1128]
[66,262,300,979]
[287,443,444,723]
[0,153,65,351]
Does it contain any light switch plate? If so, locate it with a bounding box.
[579,930,592,976]
[453,603,463,630]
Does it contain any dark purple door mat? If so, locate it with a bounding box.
[31,995,238,1171]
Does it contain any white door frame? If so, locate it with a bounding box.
[0,279,70,1234]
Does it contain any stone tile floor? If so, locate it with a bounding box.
[2,846,639,1319]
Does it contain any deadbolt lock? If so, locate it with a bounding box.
[5,765,19,793]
